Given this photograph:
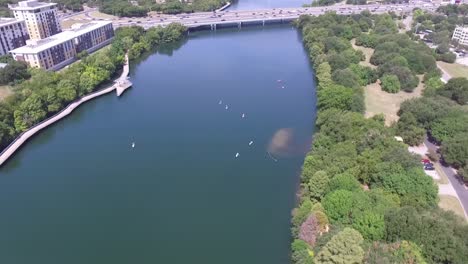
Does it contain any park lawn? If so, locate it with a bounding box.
[0,85,12,101]
[434,163,449,184]
[61,18,90,29]
[437,61,468,78]
[89,11,116,20]
[350,38,425,125]
[439,195,466,220]
[351,38,376,69]
[364,75,424,126]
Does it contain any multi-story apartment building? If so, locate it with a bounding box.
[452,26,468,46]
[10,21,114,71]
[9,0,61,40]
[0,18,29,55]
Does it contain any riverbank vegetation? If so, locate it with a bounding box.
[291,12,468,264]
[98,0,227,17]
[0,23,186,152]
[0,0,227,18]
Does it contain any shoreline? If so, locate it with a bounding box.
[0,54,131,167]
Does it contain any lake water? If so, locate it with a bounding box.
[0,7,317,264]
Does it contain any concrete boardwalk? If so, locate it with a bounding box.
[0,54,131,167]
[116,54,131,96]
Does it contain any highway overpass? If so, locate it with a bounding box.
[111,3,439,30]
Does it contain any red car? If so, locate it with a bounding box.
[421,159,431,164]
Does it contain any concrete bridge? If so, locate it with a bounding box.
[112,3,440,30]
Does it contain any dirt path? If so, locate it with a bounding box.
[350,39,376,69]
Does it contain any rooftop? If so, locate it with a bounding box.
[8,0,57,11]
[0,18,24,27]
[10,21,112,54]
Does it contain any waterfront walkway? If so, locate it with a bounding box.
[116,54,131,96]
[0,54,131,167]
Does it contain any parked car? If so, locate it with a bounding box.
[424,163,435,170]
[421,159,431,164]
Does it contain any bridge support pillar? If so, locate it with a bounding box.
[262,20,265,26]
[238,22,241,29]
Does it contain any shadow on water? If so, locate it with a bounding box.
[130,38,189,68]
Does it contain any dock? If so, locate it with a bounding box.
[116,54,132,96]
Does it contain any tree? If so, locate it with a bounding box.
[348,63,378,86]
[314,210,330,233]
[396,112,425,146]
[381,74,401,93]
[317,84,354,111]
[398,97,456,128]
[316,62,334,90]
[292,249,315,264]
[79,70,99,94]
[315,228,365,264]
[0,61,30,85]
[322,190,355,223]
[436,43,450,54]
[384,207,468,263]
[327,173,361,193]
[437,52,456,63]
[56,80,77,103]
[352,211,385,240]
[440,133,468,168]
[373,167,438,208]
[430,113,468,143]
[387,66,418,92]
[423,77,444,96]
[332,68,360,89]
[299,214,319,247]
[364,240,427,264]
[13,93,47,132]
[307,171,330,201]
[292,239,314,264]
[437,78,468,105]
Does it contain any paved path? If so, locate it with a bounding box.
[437,65,451,83]
[0,54,131,167]
[116,54,131,96]
[425,138,468,218]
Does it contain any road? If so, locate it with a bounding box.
[68,3,439,29]
[425,138,468,216]
[59,7,97,19]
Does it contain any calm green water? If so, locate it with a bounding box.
[0,26,316,263]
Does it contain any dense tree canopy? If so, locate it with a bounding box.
[315,228,365,264]
[292,11,468,264]
[0,61,30,85]
[437,78,468,105]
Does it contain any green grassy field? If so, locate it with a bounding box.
[439,195,466,220]
[437,61,468,78]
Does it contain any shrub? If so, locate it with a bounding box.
[381,74,401,93]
